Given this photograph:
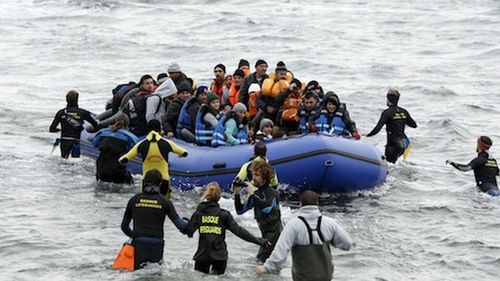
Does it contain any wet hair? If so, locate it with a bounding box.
[202,182,221,202]
[254,142,267,157]
[143,169,163,194]
[109,113,130,132]
[66,90,79,107]
[251,158,275,186]
[139,74,154,87]
[300,190,319,206]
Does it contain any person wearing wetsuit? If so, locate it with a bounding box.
[49,90,98,158]
[255,190,352,281]
[120,169,187,270]
[365,89,417,163]
[92,113,138,184]
[119,119,188,198]
[234,159,283,262]
[446,136,500,196]
[184,182,269,275]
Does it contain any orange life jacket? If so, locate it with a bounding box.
[261,71,293,98]
[281,91,302,122]
[247,90,259,117]
[211,79,225,101]
[228,83,240,106]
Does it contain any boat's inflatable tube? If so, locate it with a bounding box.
[81,126,388,193]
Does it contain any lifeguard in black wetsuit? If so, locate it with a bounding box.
[49,90,98,158]
[446,136,500,196]
[120,169,187,270]
[365,89,417,163]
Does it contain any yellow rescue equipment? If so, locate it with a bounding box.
[112,241,135,271]
[261,71,293,98]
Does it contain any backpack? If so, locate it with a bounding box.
[125,91,152,136]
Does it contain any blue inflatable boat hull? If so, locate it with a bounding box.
[80,130,388,193]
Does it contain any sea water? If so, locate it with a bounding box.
[0,0,499,280]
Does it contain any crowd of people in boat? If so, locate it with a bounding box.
[96,59,363,145]
[48,60,499,278]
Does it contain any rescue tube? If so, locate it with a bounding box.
[80,125,388,194]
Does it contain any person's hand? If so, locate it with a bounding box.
[267,106,276,114]
[167,131,174,139]
[259,238,272,248]
[310,124,317,133]
[255,265,267,275]
[246,182,255,195]
[352,131,361,140]
[445,159,453,165]
[233,186,241,194]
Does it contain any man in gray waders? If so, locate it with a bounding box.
[254,190,352,280]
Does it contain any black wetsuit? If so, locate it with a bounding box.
[50,107,97,158]
[450,152,499,193]
[366,105,417,163]
[185,201,267,275]
[121,192,186,270]
[235,185,283,262]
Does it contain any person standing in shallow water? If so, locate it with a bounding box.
[120,169,188,270]
[91,113,139,184]
[365,89,417,163]
[446,136,500,196]
[183,182,270,275]
[254,190,352,281]
[49,90,98,158]
[234,159,282,262]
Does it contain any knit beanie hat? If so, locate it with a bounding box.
[167,63,181,73]
[206,92,219,105]
[233,69,245,78]
[275,61,287,72]
[232,102,247,113]
[214,63,226,73]
[260,118,274,130]
[196,86,209,96]
[177,81,193,94]
[248,83,261,93]
[255,59,268,67]
[238,59,250,68]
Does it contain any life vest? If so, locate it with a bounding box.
[261,71,293,98]
[176,96,200,137]
[228,83,241,106]
[281,92,302,122]
[211,79,225,101]
[299,105,319,134]
[316,103,349,135]
[211,111,248,147]
[126,87,158,136]
[247,90,259,118]
[195,104,221,146]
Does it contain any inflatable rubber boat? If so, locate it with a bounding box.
[80,128,388,193]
